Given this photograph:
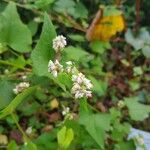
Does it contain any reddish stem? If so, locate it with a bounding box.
[135,0,141,31]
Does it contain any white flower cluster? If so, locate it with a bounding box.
[26,127,32,135]
[135,135,145,146]
[48,60,63,77]
[48,36,93,99]
[13,82,30,94]
[71,73,93,99]
[62,107,70,116]
[53,35,67,52]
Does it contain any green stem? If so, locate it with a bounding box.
[11,113,28,143]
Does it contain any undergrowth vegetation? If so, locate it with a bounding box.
[0,0,150,150]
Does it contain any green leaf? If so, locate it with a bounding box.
[22,141,37,150]
[31,13,56,76]
[125,97,150,121]
[57,72,72,89]
[73,2,88,19]
[115,141,135,150]
[57,126,74,150]
[133,66,143,76]
[125,29,144,50]
[125,28,150,57]
[0,86,36,119]
[34,132,58,150]
[54,0,75,14]
[79,113,111,149]
[35,0,54,9]
[7,140,18,150]
[28,21,38,36]
[142,46,150,58]
[68,34,85,42]
[0,43,7,54]
[0,2,32,52]
[63,46,90,61]
[103,5,122,16]
[89,76,108,96]
[90,41,111,54]
[0,79,14,110]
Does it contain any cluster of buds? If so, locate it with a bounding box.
[48,60,63,77]
[13,82,30,94]
[71,73,93,99]
[52,35,67,52]
[48,35,93,99]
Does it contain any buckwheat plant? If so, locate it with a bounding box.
[48,35,93,99]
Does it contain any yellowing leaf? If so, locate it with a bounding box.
[86,8,125,41]
[0,134,8,145]
[50,99,59,109]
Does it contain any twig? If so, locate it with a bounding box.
[63,12,87,32]
[11,112,28,142]
[135,0,141,31]
[115,0,122,6]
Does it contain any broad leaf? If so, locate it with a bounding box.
[63,46,90,61]
[89,76,108,96]
[90,40,111,54]
[22,141,37,150]
[0,79,14,110]
[125,29,144,50]
[0,86,36,119]
[31,13,56,76]
[142,46,150,57]
[0,2,32,52]
[125,97,150,121]
[7,140,18,150]
[57,126,74,149]
[79,113,111,150]
[34,132,58,150]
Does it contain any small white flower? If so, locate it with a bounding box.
[13,82,30,94]
[26,127,32,135]
[135,135,145,146]
[85,90,92,98]
[62,107,70,116]
[22,75,27,80]
[53,35,67,52]
[75,91,84,99]
[83,78,93,89]
[72,73,85,84]
[4,69,9,74]
[66,61,78,74]
[34,17,41,23]
[117,100,125,109]
[66,61,72,66]
[66,61,73,73]
[48,59,63,77]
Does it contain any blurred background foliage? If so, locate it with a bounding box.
[0,0,150,150]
